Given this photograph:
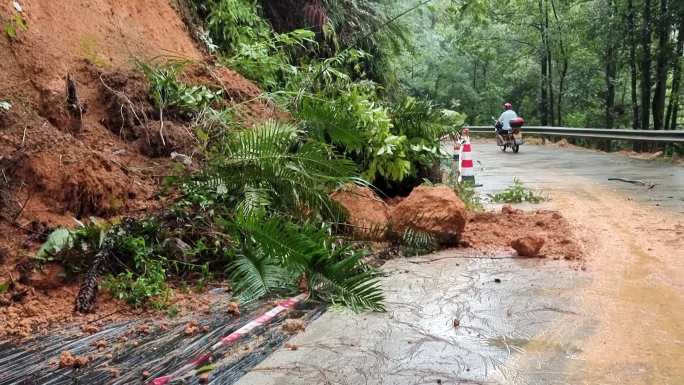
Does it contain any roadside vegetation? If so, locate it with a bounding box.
[24,0,679,316]
[489,178,545,204]
[29,0,469,313]
[392,0,683,156]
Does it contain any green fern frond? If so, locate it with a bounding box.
[229,248,292,304]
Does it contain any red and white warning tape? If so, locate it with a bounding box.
[151,293,307,385]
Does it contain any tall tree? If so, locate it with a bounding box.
[627,0,640,129]
[538,0,551,125]
[550,0,567,126]
[640,0,653,130]
[665,12,683,130]
[651,0,671,130]
[604,0,618,129]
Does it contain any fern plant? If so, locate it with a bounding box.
[192,120,359,219]
[227,213,384,311]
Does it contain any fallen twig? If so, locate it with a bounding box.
[12,190,32,223]
[608,178,656,189]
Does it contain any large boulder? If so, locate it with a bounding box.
[389,185,467,245]
[511,235,545,257]
[331,185,389,239]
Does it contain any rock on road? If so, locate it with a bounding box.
[236,141,684,385]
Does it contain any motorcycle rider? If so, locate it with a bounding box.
[497,102,518,134]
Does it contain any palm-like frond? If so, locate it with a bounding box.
[229,213,385,311]
[206,120,360,219]
[398,227,437,257]
[229,247,292,303]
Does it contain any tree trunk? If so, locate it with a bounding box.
[550,0,567,126]
[605,0,617,132]
[606,59,617,129]
[666,16,683,130]
[651,0,671,130]
[628,0,641,130]
[640,0,653,130]
[539,0,550,125]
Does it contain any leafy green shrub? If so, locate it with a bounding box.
[199,0,272,52]
[489,178,545,204]
[33,221,108,273]
[223,29,316,90]
[4,13,27,40]
[99,223,171,308]
[298,84,463,186]
[138,60,223,114]
[451,180,484,211]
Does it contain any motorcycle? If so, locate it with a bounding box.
[493,117,525,153]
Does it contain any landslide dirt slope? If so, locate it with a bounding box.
[0,1,276,281]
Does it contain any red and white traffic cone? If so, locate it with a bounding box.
[459,139,475,184]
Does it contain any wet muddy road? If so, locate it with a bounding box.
[237,143,684,385]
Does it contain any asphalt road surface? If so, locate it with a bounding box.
[236,142,684,385]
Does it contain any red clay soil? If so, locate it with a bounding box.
[331,185,390,239]
[390,185,467,245]
[0,0,283,337]
[463,206,582,259]
[0,282,131,338]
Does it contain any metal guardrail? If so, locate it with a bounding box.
[466,126,684,143]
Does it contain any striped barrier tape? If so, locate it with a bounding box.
[151,293,308,385]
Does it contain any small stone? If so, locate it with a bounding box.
[452,319,460,328]
[285,343,298,351]
[59,351,89,368]
[81,324,100,335]
[511,235,545,257]
[184,320,200,336]
[227,302,240,317]
[282,319,306,335]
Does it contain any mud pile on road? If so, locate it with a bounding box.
[331,185,390,240]
[389,185,466,245]
[463,205,582,259]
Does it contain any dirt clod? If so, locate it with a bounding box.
[227,302,241,317]
[59,351,89,368]
[285,342,299,350]
[501,205,522,215]
[282,319,306,335]
[464,209,581,259]
[81,323,100,335]
[331,185,390,240]
[26,263,66,290]
[390,186,467,245]
[92,339,108,350]
[136,324,151,336]
[511,235,546,257]
[184,320,200,336]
